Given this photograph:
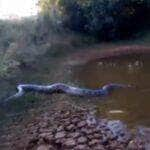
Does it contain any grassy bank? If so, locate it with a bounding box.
[0,16,97,78]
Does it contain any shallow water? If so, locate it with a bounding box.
[72,55,150,127]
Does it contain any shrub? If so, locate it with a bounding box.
[40,0,150,39]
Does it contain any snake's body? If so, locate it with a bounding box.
[3,83,132,103]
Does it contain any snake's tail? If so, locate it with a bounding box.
[0,91,25,108]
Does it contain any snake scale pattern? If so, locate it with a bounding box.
[3,83,132,103]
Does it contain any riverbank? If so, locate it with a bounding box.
[67,45,150,66]
[0,99,149,150]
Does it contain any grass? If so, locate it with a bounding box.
[0,15,98,78]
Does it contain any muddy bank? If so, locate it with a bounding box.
[0,100,149,150]
[67,45,150,66]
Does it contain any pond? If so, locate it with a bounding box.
[72,54,150,127]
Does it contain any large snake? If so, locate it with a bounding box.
[3,83,132,104]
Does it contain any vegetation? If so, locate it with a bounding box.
[0,16,95,77]
[39,0,150,39]
[0,0,150,77]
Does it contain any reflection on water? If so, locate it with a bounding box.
[72,55,150,127]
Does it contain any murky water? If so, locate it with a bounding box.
[1,51,150,128]
[72,55,150,127]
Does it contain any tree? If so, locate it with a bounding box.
[39,0,150,39]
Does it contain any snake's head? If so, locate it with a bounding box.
[126,84,138,89]
[102,83,134,93]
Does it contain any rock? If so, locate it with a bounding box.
[93,145,105,150]
[4,102,146,150]
[66,124,75,131]
[88,139,100,146]
[92,128,102,133]
[39,133,53,142]
[77,136,87,144]
[55,131,66,139]
[86,114,97,126]
[77,121,86,128]
[63,119,71,126]
[127,138,146,150]
[37,145,50,150]
[38,138,45,145]
[106,120,131,142]
[38,122,48,128]
[74,144,89,150]
[69,132,80,138]
[39,129,53,134]
[83,128,93,135]
[128,140,139,150]
[64,138,76,148]
[71,117,80,124]
[56,125,64,132]
[80,128,88,134]
[137,126,150,147]
[63,111,70,118]
[87,134,94,140]
[108,140,119,149]
[55,138,65,144]
[102,135,109,145]
[93,133,102,139]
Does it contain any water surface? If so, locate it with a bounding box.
[72,55,150,127]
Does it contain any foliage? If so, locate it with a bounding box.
[0,17,47,77]
[39,0,150,39]
[1,0,150,76]
[0,15,95,77]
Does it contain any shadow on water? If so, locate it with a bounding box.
[72,54,150,127]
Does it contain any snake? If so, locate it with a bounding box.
[2,83,132,104]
